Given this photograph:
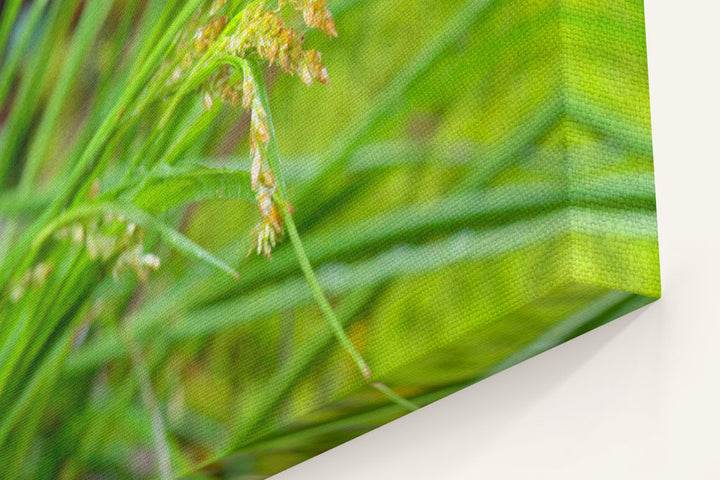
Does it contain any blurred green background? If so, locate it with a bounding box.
[0,0,659,478]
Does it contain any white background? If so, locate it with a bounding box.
[275,1,720,478]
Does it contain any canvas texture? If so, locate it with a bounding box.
[0,0,659,478]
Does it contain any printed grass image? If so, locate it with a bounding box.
[0,0,659,478]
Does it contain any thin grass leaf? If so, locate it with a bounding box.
[0,0,51,105]
[0,0,22,59]
[121,328,174,480]
[19,0,115,191]
[31,202,240,280]
[129,164,255,214]
[0,186,55,215]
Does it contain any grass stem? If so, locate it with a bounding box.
[279,200,418,411]
[248,54,418,411]
[280,201,371,381]
[121,329,174,480]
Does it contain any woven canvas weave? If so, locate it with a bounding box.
[0,0,659,478]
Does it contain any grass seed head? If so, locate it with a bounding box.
[166,0,337,259]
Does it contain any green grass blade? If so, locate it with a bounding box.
[129,163,255,214]
[0,0,22,60]
[19,0,115,191]
[0,0,51,105]
[32,202,241,280]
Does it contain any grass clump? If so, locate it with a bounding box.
[0,1,414,477]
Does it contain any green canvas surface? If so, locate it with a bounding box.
[0,0,659,478]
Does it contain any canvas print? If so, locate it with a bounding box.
[0,0,660,478]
